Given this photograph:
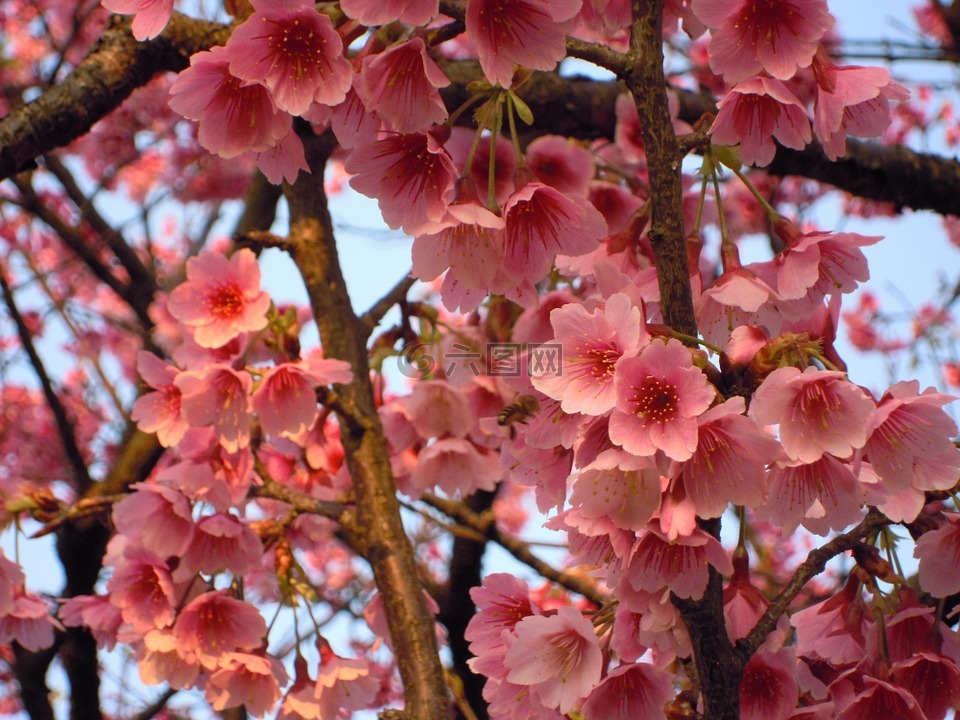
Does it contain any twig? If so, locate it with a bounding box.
[359,274,416,337]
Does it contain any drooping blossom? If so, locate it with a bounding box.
[168,46,292,158]
[834,676,927,720]
[792,577,869,665]
[205,652,288,717]
[254,129,310,185]
[625,526,733,600]
[405,379,474,439]
[112,483,195,558]
[502,182,608,284]
[914,513,960,598]
[864,380,960,492]
[0,551,24,617]
[101,0,174,41]
[226,0,352,115]
[466,0,582,86]
[504,606,603,714]
[130,351,189,447]
[167,249,270,349]
[252,359,352,439]
[106,548,178,631]
[749,366,874,463]
[696,266,784,348]
[569,449,663,531]
[692,0,833,82]
[176,364,254,452]
[740,649,799,720]
[532,293,647,416]
[137,628,201,689]
[339,0,438,25]
[346,131,458,236]
[313,648,380,718]
[757,454,865,536]
[357,38,449,133]
[526,135,596,196]
[0,591,63,652]
[179,513,263,579]
[59,595,123,651]
[890,652,960,720]
[609,339,716,461]
[710,77,812,167]
[672,397,779,519]
[409,437,502,497]
[812,56,909,160]
[580,661,674,720]
[466,573,539,662]
[412,215,510,299]
[173,591,266,669]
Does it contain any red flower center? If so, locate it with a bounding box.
[207,282,244,320]
[631,376,678,425]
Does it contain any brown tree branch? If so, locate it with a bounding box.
[283,126,450,720]
[0,12,230,182]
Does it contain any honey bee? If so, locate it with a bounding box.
[497,394,541,439]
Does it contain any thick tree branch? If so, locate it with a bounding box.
[283,127,450,720]
[0,12,230,182]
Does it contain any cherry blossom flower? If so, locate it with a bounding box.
[205,652,288,717]
[59,595,123,651]
[254,129,310,185]
[466,0,582,86]
[0,551,24,617]
[168,47,292,159]
[406,379,474,439]
[672,397,779,518]
[346,131,458,236]
[106,548,178,631]
[914,513,960,598]
[179,513,263,579]
[252,359,352,439]
[625,526,732,600]
[864,380,960,492]
[130,351,189,447]
[112,483,195,558]
[466,573,539,661]
[504,606,603,714]
[226,0,352,115]
[890,652,960,720]
[750,366,875,463]
[834,676,927,720]
[696,266,785,348]
[357,38,449,133]
[167,249,270,349]
[173,591,266,670]
[0,591,63,652]
[137,628,201,689]
[340,0,438,25]
[330,85,382,149]
[569,449,663,531]
[313,648,380,718]
[532,293,647,416]
[580,661,674,720]
[609,339,716,461]
[710,77,812,167]
[176,364,254,452]
[792,577,869,665]
[692,0,833,83]
[757,454,865,536]
[409,437,502,497]
[813,57,909,160]
[526,135,596,196]
[502,182,608,284]
[101,0,174,41]
[412,215,510,298]
[740,649,799,720]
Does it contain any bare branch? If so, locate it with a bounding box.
[360,274,416,337]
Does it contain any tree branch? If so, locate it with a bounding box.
[283,126,450,720]
[0,12,230,182]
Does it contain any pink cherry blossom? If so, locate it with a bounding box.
[409,437,502,497]
[625,526,733,600]
[313,649,380,717]
[864,380,960,492]
[526,135,596,196]
[467,0,582,86]
[112,483,196,557]
[672,397,779,518]
[0,591,63,652]
[412,215,509,296]
[710,76,812,167]
[59,595,123,650]
[168,46,292,159]
[406,379,474,439]
[609,339,716,461]
[696,266,785,348]
[914,513,960,598]
[226,0,352,115]
[504,605,603,714]
[580,661,674,720]
[167,249,270,349]
[532,293,648,416]
[106,548,178,631]
[740,649,799,720]
[254,129,310,185]
[813,58,909,160]
[252,358,352,439]
[340,0,438,25]
[357,38,449,133]
[0,551,24,617]
[176,364,254,452]
[757,454,865,536]
[750,366,875,463]
[466,573,539,661]
[502,182,608,284]
[692,0,833,83]
[130,351,189,447]
[890,652,960,720]
[834,676,927,720]
[205,652,288,717]
[791,577,869,665]
[179,513,263,578]
[101,0,174,41]
[136,628,201,689]
[173,591,266,669]
[346,131,458,236]
[569,449,663,531]
[330,85,382,149]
